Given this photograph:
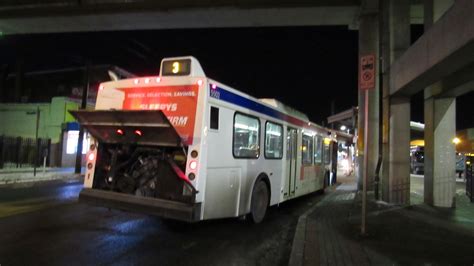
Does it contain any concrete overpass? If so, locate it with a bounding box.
[0,0,427,34]
[381,0,474,207]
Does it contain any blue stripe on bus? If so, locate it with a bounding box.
[210,86,305,126]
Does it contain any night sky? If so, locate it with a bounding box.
[0,26,472,129]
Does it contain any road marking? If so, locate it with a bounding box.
[0,196,76,218]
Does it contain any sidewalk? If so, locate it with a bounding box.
[289,176,474,266]
[0,167,83,186]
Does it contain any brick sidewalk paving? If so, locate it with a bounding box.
[303,187,393,266]
[292,179,474,266]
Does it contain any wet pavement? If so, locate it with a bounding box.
[0,180,324,266]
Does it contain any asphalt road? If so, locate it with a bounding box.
[0,180,324,266]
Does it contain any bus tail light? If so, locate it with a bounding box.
[189,160,198,171]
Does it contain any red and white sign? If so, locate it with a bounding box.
[121,85,199,145]
[359,54,376,90]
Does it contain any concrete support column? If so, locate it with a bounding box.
[433,0,454,22]
[357,0,380,190]
[388,0,411,204]
[381,0,411,203]
[424,0,434,30]
[380,0,390,201]
[389,97,411,203]
[422,0,456,208]
[424,90,456,207]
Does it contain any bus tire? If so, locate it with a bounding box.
[248,180,269,224]
[324,171,329,188]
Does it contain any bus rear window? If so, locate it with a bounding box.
[210,106,219,130]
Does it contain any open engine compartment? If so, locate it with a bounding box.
[93,143,195,204]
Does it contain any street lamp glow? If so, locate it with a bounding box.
[452,137,461,145]
[340,125,347,131]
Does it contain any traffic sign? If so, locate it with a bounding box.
[359,54,375,90]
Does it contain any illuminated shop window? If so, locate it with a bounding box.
[66,131,89,154]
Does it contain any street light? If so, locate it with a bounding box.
[453,137,461,145]
[340,125,347,131]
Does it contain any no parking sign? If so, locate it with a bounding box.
[359,54,375,90]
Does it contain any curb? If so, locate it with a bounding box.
[288,189,330,266]
[288,214,307,266]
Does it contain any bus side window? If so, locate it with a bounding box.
[210,106,219,130]
[324,142,331,165]
[265,121,283,159]
[314,136,322,163]
[302,134,313,165]
[233,113,260,158]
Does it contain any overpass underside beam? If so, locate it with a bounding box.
[390,0,474,97]
[0,6,358,34]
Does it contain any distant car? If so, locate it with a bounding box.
[456,153,465,178]
[410,146,424,175]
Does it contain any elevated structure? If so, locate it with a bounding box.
[0,0,428,34]
[382,0,473,207]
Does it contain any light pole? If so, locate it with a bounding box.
[74,61,90,174]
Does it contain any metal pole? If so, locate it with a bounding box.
[75,61,89,174]
[34,106,40,177]
[361,89,369,235]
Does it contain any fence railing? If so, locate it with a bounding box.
[0,136,51,169]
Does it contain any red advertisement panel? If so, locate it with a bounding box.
[120,85,199,145]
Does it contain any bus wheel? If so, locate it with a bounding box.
[249,180,269,224]
[324,171,329,188]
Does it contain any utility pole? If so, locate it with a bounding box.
[33,106,40,177]
[330,100,335,129]
[74,61,90,174]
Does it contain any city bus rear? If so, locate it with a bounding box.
[72,56,208,222]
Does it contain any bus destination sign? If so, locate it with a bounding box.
[162,59,191,76]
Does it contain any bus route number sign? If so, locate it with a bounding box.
[359,54,375,90]
[162,59,191,76]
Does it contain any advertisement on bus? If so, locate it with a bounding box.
[120,85,199,145]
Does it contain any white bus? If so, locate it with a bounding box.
[72,56,338,223]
